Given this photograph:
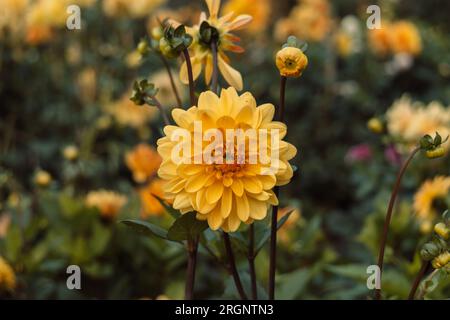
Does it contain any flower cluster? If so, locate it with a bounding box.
[368,21,422,57]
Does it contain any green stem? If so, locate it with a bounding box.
[375,147,420,300]
[185,236,199,300]
[268,76,287,300]
[144,96,170,126]
[408,260,429,300]
[211,41,219,94]
[159,54,183,108]
[223,232,248,300]
[248,224,258,299]
[182,48,196,106]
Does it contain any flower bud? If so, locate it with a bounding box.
[276,47,308,78]
[432,251,450,269]
[63,145,79,161]
[34,170,52,187]
[434,222,449,240]
[425,146,445,159]
[420,242,440,261]
[151,27,163,41]
[137,39,150,56]
[367,118,383,134]
[159,38,177,59]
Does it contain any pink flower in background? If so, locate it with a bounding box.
[345,144,373,163]
[384,145,402,166]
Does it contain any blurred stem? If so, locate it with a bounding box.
[182,49,196,106]
[223,232,248,300]
[185,236,199,300]
[268,76,287,300]
[408,260,429,300]
[211,41,219,94]
[375,147,420,300]
[159,54,182,107]
[248,224,258,299]
[145,96,170,126]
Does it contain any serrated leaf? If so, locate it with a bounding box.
[120,219,168,240]
[167,212,208,241]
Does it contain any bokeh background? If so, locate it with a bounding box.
[0,0,449,299]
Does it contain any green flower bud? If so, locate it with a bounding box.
[420,242,441,261]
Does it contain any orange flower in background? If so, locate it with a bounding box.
[125,144,162,184]
[223,0,270,34]
[0,256,16,292]
[414,176,450,222]
[390,21,422,56]
[368,23,392,56]
[139,179,168,218]
[179,0,252,91]
[157,87,297,232]
[103,0,166,18]
[86,190,127,219]
[275,0,332,43]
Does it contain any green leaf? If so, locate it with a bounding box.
[166,212,208,242]
[153,195,180,219]
[120,219,168,240]
[255,209,295,254]
[277,269,311,299]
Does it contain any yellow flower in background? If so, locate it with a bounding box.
[390,21,422,56]
[34,170,52,187]
[63,145,79,161]
[0,256,16,292]
[0,0,29,39]
[179,0,252,91]
[278,207,300,244]
[77,68,97,103]
[223,0,270,34]
[139,179,168,218]
[157,87,297,232]
[275,0,332,43]
[86,190,127,219]
[103,0,166,18]
[414,176,450,223]
[386,96,450,151]
[105,93,157,129]
[149,69,185,108]
[125,144,162,183]
[335,31,352,57]
[276,47,308,78]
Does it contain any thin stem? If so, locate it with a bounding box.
[408,260,429,300]
[222,232,248,300]
[248,224,258,299]
[145,96,170,126]
[185,236,199,300]
[268,76,287,300]
[375,147,420,300]
[210,41,219,94]
[182,48,196,106]
[159,54,183,108]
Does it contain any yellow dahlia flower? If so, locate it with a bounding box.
[179,0,252,91]
[276,47,308,78]
[386,96,450,151]
[0,256,16,292]
[413,176,450,222]
[85,190,127,219]
[157,87,297,232]
[125,144,162,183]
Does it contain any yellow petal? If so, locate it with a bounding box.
[185,174,211,192]
[205,0,221,18]
[198,90,220,111]
[218,57,243,91]
[173,192,191,210]
[235,193,249,221]
[228,14,252,31]
[205,54,213,85]
[207,206,223,230]
[206,181,224,204]
[221,188,232,218]
[248,197,268,220]
[242,177,263,193]
[230,179,244,196]
[179,57,202,86]
[226,211,241,232]
[259,103,275,125]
